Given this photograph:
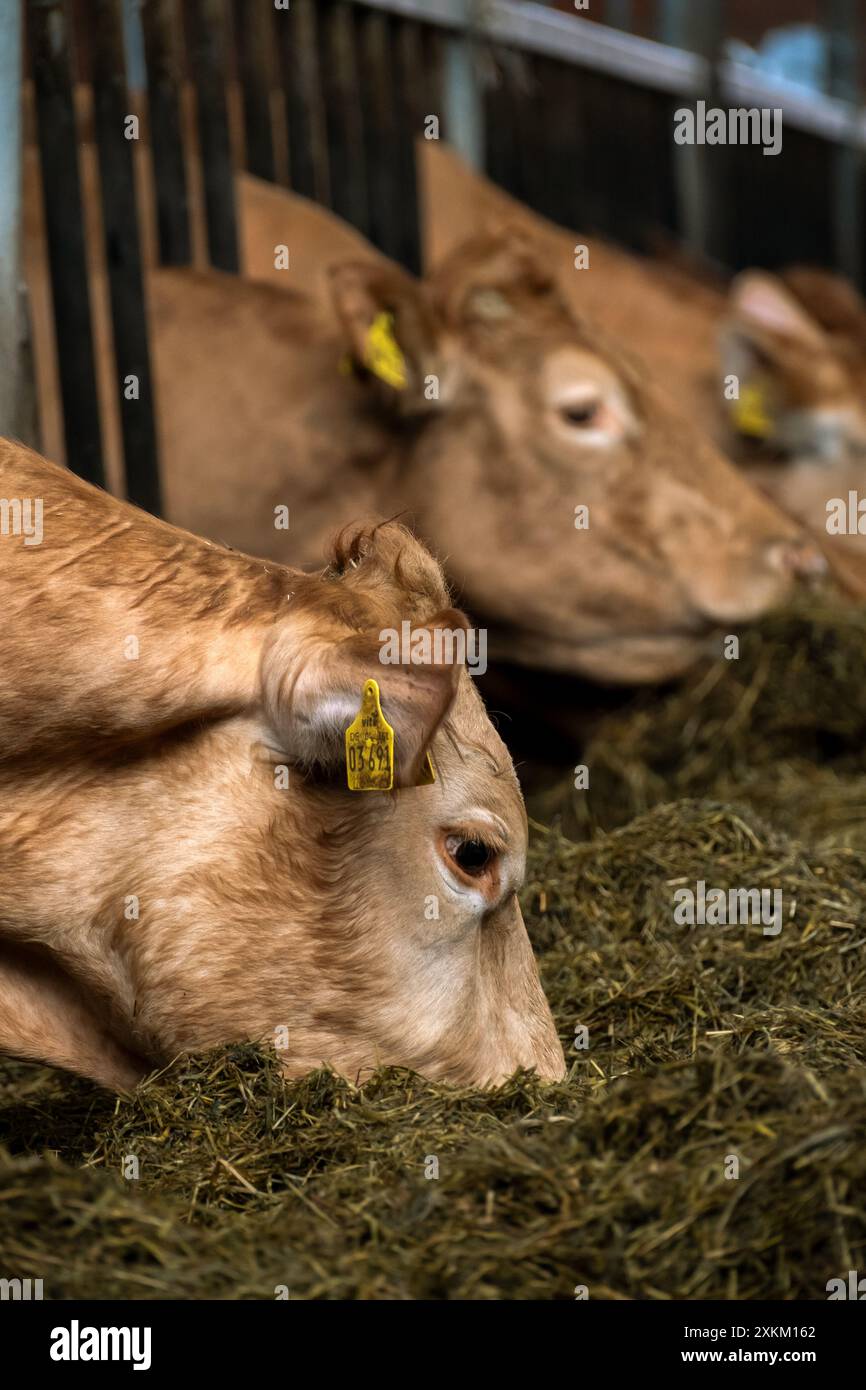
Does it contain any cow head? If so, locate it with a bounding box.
[103,522,569,1084]
[721,268,866,462]
[0,447,565,1091]
[330,233,826,683]
[246,524,565,1086]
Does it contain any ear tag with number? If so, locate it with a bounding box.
[363,311,408,390]
[345,679,394,791]
[732,381,773,439]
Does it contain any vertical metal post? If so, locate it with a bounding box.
[0,0,37,445]
[321,2,370,235]
[443,0,484,171]
[668,0,727,263]
[141,0,192,265]
[828,0,862,285]
[30,0,106,486]
[276,0,329,203]
[182,0,239,271]
[605,0,633,32]
[232,0,276,182]
[89,0,162,515]
[657,0,690,48]
[122,0,147,89]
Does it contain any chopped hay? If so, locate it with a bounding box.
[530,597,866,847]
[2,599,866,1300]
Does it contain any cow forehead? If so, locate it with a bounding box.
[429,743,527,855]
[437,678,522,804]
[541,343,629,397]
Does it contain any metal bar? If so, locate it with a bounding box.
[350,0,700,94]
[276,2,312,197]
[347,0,866,149]
[346,0,463,22]
[722,64,865,146]
[484,3,699,93]
[320,2,370,234]
[276,0,330,202]
[656,0,689,49]
[182,0,238,270]
[89,0,162,515]
[29,0,105,487]
[605,0,633,31]
[122,0,147,88]
[140,0,192,264]
[828,0,863,284]
[357,9,399,254]
[443,2,484,169]
[671,0,726,263]
[0,0,36,444]
[297,0,331,205]
[232,0,276,181]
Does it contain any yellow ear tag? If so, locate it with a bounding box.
[732,382,773,439]
[345,678,394,791]
[363,311,408,390]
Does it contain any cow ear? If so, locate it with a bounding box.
[262,609,467,788]
[720,272,830,440]
[781,266,866,340]
[728,271,827,350]
[329,260,445,412]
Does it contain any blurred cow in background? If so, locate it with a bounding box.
[23,148,826,704]
[417,142,866,589]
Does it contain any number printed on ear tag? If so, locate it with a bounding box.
[345,678,394,791]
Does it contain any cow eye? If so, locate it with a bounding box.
[444,834,494,878]
[560,400,599,427]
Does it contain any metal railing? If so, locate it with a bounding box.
[5,0,864,501]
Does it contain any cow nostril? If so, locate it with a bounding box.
[767,538,829,583]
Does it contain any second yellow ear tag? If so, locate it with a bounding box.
[345,679,394,791]
[732,381,773,439]
[363,311,408,390]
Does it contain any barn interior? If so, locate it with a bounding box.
[1,0,865,1305]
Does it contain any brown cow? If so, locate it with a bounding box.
[418,140,866,463]
[417,139,727,433]
[237,162,866,596]
[417,141,866,591]
[724,266,866,461]
[148,230,824,686]
[238,171,386,308]
[21,137,828,684]
[0,439,564,1090]
[720,269,866,558]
